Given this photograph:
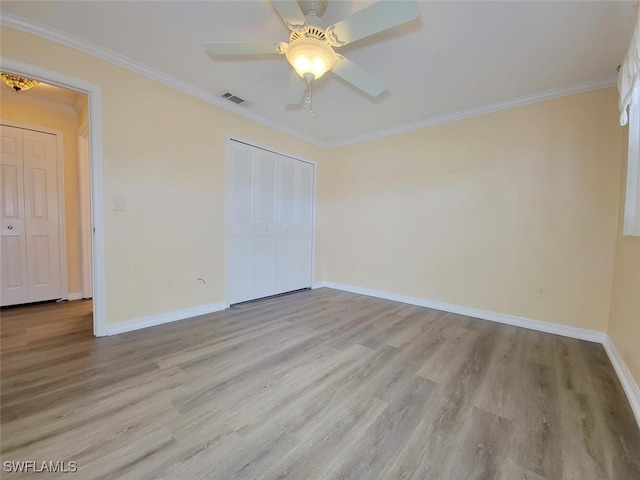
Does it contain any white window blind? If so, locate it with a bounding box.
[618,3,640,236]
[624,105,640,236]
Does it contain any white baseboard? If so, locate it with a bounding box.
[312,281,328,289]
[105,302,226,336]
[603,335,640,427]
[321,281,605,343]
[67,292,83,301]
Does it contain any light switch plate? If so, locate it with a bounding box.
[113,195,126,211]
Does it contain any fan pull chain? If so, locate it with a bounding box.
[307,79,314,117]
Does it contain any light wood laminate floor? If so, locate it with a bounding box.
[1,289,639,479]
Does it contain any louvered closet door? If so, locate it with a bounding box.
[228,144,255,304]
[275,157,297,294]
[252,149,277,299]
[293,161,314,289]
[227,140,314,305]
[276,157,314,293]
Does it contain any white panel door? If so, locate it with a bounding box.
[0,126,62,307]
[22,129,62,303]
[0,126,28,306]
[228,144,255,304]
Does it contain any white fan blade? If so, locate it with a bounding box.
[332,55,386,97]
[272,1,306,31]
[285,70,307,105]
[204,42,282,55]
[326,1,418,46]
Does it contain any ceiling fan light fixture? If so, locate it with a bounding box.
[285,37,336,80]
[1,73,39,92]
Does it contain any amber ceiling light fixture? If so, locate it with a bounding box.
[205,0,418,116]
[1,73,39,92]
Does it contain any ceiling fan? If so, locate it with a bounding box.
[204,0,418,112]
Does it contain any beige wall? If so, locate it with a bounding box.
[1,27,327,324]
[324,89,622,331]
[0,95,84,295]
[608,129,640,383]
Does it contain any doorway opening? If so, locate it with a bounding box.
[0,59,105,336]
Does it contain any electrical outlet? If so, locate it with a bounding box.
[352,263,357,272]
[536,286,547,298]
[164,278,174,289]
[113,195,126,211]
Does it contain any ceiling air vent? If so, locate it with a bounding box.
[221,92,245,105]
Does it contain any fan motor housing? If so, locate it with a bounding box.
[289,25,327,43]
[299,0,327,17]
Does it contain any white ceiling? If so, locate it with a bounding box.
[1,1,634,145]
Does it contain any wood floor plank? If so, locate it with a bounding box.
[328,376,439,480]
[257,398,389,480]
[233,344,397,439]
[498,460,552,480]
[384,397,476,479]
[469,325,521,420]
[416,325,478,380]
[441,406,512,480]
[558,388,608,480]
[1,289,638,479]
[509,360,563,479]
[577,339,640,478]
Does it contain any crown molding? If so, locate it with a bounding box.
[0,87,78,115]
[327,76,618,148]
[0,13,326,148]
[1,12,618,149]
